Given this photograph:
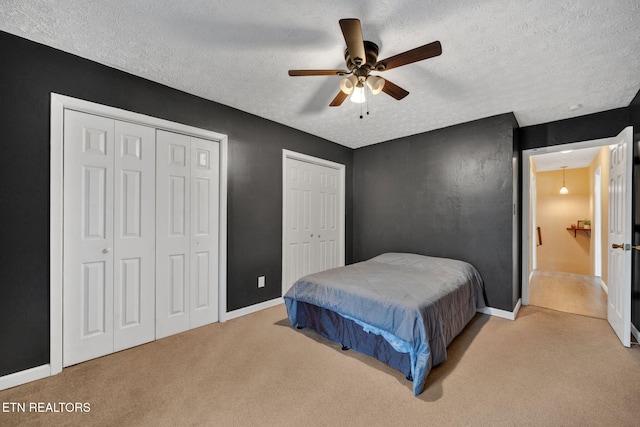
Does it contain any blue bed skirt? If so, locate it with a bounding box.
[294,301,412,379]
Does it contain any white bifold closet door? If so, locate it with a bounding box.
[63,112,220,367]
[63,110,156,367]
[156,130,219,339]
[283,157,341,293]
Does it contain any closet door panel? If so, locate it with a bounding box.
[113,120,156,351]
[190,137,220,328]
[63,110,115,366]
[316,166,341,271]
[283,158,316,293]
[156,130,191,339]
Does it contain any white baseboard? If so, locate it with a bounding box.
[599,279,608,295]
[477,298,522,321]
[225,298,284,321]
[0,364,50,391]
[632,323,639,344]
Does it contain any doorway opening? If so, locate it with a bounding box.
[594,166,602,277]
[522,136,615,319]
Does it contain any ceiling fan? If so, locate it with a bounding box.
[288,18,442,109]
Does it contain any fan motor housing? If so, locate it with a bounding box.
[344,41,379,72]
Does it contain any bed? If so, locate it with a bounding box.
[283,252,485,396]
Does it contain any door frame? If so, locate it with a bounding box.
[281,150,346,296]
[50,93,228,376]
[594,166,602,278]
[531,172,537,270]
[522,135,616,306]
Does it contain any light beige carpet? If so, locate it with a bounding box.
[1,304,639,426]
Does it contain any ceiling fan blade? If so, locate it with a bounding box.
[375,41,442,71]
[339,19,366,67]
[329,90,349,107]
[380,79,409,100]
[289,69,349,76]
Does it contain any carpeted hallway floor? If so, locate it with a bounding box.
[1,304,639,426]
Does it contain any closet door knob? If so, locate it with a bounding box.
[103,247,112,254]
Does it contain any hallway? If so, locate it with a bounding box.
[529,270,607,319]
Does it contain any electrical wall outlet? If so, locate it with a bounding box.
[258,276,265,288]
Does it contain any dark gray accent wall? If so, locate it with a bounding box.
[353,114,519,311]
[519,108,630,150]
[0,31,353,377]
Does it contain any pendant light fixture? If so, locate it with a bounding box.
[560,166,569,194]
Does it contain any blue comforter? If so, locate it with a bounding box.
[284,253,484,395]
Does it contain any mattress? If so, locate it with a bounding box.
[284,252,485,395]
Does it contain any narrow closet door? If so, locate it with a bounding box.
[156,130,191,339]
[283,158,318,293]
[156,131,219,337]
[190,137,220,328]
[113,121,156,351]
[316,166,341,271]
[63,110,115,367]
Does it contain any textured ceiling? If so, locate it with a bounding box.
[2,0,639,148]
[532,146,603,172]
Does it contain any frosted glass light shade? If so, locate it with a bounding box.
[366,76,385,95]
[350,83,366,103]
[339,75,358,94]
[560,186,568,194]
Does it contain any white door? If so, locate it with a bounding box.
[63,111,156,366]
[156,130,219,338]
[113,121,156,352]
[156,131,191,338]
[284,157,316,289]
[64,111,115,366]
[607,126,633,347]
[316,164,341,272]
[189,137,220,329]
[594,167,602,277]
[283,155,344,294]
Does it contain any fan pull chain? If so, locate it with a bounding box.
[366,89,370,116]
[360,88,370,119]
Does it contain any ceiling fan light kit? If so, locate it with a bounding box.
[339,74,358,94]
[366,76,385,95]
[288,18,442,116]
[338,74,384,104]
